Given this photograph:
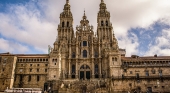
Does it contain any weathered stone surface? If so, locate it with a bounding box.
[0,0,170,93]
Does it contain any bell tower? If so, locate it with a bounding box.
[57,0,74,42]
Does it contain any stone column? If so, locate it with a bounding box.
[76,60,78,79]
[99,59,102,78]
[92,61,95,78]
[68,60,71,79]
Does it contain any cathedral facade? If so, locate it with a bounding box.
[1,0,170,93]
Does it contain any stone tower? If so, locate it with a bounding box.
[97,0,121,78]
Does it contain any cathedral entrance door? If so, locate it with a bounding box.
[79,65,91,80]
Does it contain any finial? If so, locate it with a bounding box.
[84,9,86,16]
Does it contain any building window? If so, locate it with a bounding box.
[21,64,23,66]
[30,64,32,67]
[37,59,39,61]
[62,22,64,27]
[37,75,40,82]
[54,75,56,78]
[72,52,76,58]
[46,59,48,62]
[45,69,47,72]
[43,59,45,61]
[34,59,36,62]
[83,50,87,58]
[115,58,117,61]
[83,41,87,46]
[37,69,39,72]
[72,65,75,78]
[2,68,5,72]
[130,71,133,74]
[106,21,108,26]
[67,21,69,27]
[37,64,40,66]
[40,59,42,61]
[28,75,31,82]
[136,73,139,80]
[30,69,32,72]
[101,21,104,26]
[95,64,99,78]
[20,75,23,81]
[145,71,149,76]
[45,64,48,66]
[152,69,156,74]
[94,51,98,58]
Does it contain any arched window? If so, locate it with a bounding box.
[67,21,69,27]
[62,22,64,27]
[106,21,108,26]
[101,21,104,26]
[83,50,87,58]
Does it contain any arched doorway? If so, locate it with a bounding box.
[79,65,91,80]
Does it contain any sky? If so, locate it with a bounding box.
[0,0,170,57]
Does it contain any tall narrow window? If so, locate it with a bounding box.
[20,75,23,81]
[28,75,31,82]
[62,22,64,27]
[72,65,75,73]
[146,71,149,76]
[101,21,104,26]
[67,21,69,27]
[95,64,99,78]
[72,52,76,58]
[106,21,108,26]
[45,69,47,72]
[159,69,162,77]
[83,50,87,58]
[136,73,139,80]
[72,65,75,78]
[37,75,40,82]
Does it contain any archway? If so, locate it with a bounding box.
[79,65,91,80]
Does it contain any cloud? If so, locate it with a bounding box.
[0,38,29,53]
[0,0,170,56]
[145,29,170,56]
[0,2,56,53]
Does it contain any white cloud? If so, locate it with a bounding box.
[0,38,29,53]
[145,29,170,56]
[0,0,170,56]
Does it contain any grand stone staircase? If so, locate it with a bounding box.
[58,79,109,93]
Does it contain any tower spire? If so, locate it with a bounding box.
[66,0,69,4]
[83,9,87,19]
[101,0,104,3]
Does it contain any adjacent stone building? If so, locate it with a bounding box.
[1,0,170,93]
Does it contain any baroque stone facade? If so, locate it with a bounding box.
[0,0,170,93]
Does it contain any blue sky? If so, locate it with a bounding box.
[0,0,170,56]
